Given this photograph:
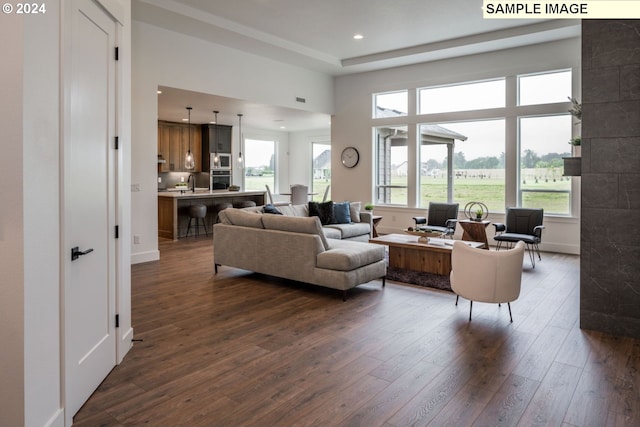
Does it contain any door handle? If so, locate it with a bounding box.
[71,246,94,261]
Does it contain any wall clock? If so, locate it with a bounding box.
[341,147,359,168]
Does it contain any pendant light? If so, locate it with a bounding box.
[213,110,219,166]
[184,107,195,170]
[237,113,243,164]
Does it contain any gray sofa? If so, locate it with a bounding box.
[242,203,373,242]
[214,208,386,300]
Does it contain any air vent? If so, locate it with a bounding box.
[295,97,306,103]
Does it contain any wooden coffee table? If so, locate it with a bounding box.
[369,233,484,276]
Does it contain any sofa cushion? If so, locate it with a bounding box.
[322,227,342,240]
[324,222,371,239]
[332,201,351,224]
[349,202,362,223]
[316,240,385,271]
[309,201,335,225]
[262,214,330,250]
[278,204,309,217]
[222,208,264,228]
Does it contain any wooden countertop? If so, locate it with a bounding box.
[158,189,266,199]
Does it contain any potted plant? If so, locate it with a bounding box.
[475,208,483,221]
[364,203,374,211]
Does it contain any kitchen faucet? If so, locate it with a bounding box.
[187,174,195,192]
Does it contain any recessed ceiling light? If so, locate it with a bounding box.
[182,118,188,122]
[157,90,162,94]
[280,126,286,129]
[353,34,364,40]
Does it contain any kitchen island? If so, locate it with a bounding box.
[158,190,266,239]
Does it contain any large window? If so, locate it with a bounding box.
[312,142,331,201]
[243,138,275,191]
[518,70,572,106]
[419,79,505,114]
[519,115,572,214]
[373,69,576,216]
[419,120,506,212]
[375,126,408,205]
[374,90,407,118]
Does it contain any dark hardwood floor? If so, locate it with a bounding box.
[73,236,640,426]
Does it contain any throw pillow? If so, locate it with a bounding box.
[262,204,283,215]
[349,201,362,223]
[308,201,335,225]
[332,201,351,224]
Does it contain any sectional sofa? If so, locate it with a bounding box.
[213,207,386,300]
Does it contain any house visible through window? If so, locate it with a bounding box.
[312,142,331,201]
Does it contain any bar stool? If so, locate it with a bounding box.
[185,204,208,237]
[213,202,233,223]
[233,200,257,209]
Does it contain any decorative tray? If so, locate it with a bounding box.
[405,229,443,243]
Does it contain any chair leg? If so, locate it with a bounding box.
[508,302,513,322]
[185,218,193,238]
[534,243,542,260]
[455,295,459,306]
[382,276,386,287]
[469,300,473,321]
[526,244,536,268]
[342,290,348,302]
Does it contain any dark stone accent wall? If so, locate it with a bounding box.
[581,20,640,338]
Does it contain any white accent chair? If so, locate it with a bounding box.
[265,185,289,206]
[290,184,309,205]
[450,240,525,322]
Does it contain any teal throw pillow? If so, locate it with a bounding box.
[332,201,351,224]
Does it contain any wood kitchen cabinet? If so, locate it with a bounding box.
[158,121,202,172]
[201,124,232,170]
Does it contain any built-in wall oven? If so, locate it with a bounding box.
[210,169,231,190]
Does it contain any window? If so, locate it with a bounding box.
[372,69,577,216]
[419,79,505,114]
[518,70,572,106]
[243,138,275,191]
[419,120,505,212]
[519,115,572,215]
[375,126,408,205]
[312,142,331,201]
[374,90,407,118]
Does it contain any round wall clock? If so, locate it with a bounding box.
[341,147,359,168]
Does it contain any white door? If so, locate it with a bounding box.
[65,0,117,421]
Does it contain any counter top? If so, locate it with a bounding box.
[157,190,267,239]
[158,189,266,199]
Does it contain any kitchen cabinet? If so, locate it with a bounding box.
[201,124,232,170]
[158,121,201,172]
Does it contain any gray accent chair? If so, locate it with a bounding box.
[493,207,544,267]
[412,202,459,237]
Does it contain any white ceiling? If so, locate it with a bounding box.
[137,0,580,130]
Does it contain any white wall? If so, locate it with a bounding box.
[0,1,131,425]
[131,21,333,263]
[332,38,581,254]
[1,4,64,426]
[0,11,26,427]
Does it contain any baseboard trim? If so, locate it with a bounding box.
[131,250,160,264]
